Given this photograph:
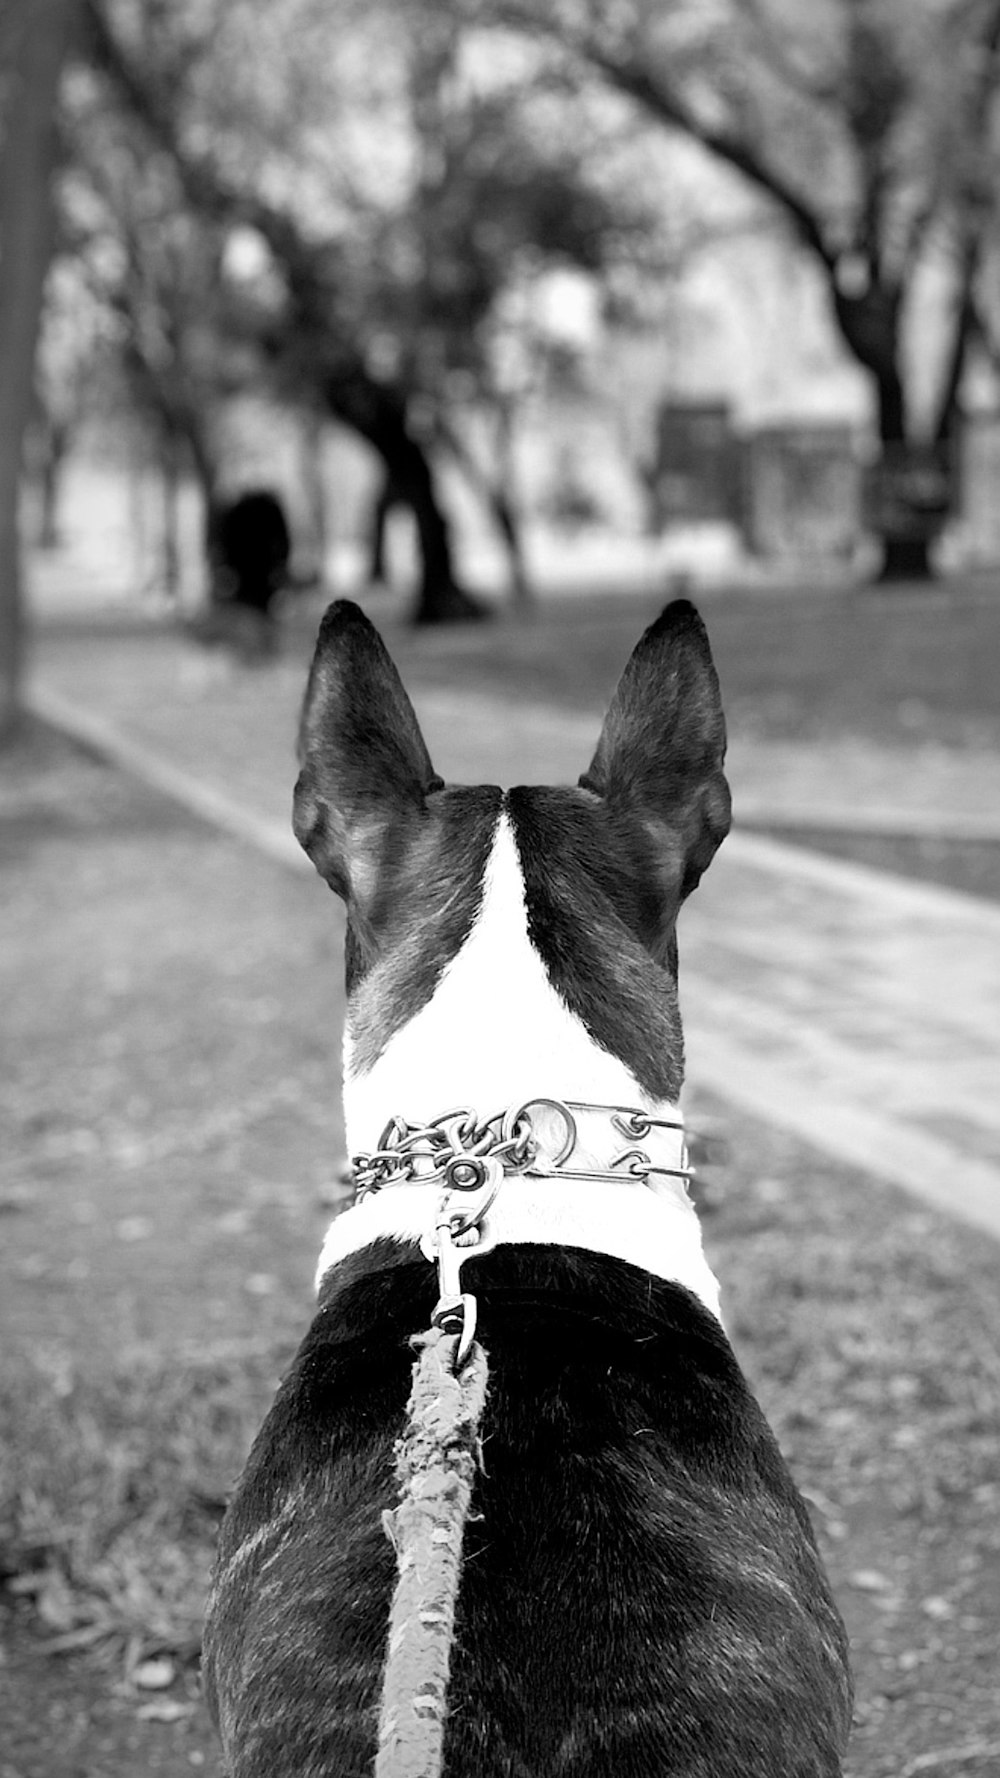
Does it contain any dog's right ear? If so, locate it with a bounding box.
[580,599,730,901]
[292,601,442,900]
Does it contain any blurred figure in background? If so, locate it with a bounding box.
[207,488,292,657]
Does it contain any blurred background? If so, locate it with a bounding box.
[2,3,1000,1776]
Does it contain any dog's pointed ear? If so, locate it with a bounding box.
[580,599,730,898]
[293,601,442,899]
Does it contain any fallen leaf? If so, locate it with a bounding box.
[849,1569,892,1593]
[35,1570,80,1633]
[134,1656,176,1691]
[137,1699,195,1724]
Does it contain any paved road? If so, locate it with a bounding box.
[28,621,1000,1242]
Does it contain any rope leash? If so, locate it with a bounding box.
[375,1327,489,1778]
[366,1098,693,1778]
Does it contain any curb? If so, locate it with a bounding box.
[26,682,311,877]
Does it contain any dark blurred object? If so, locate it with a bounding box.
[743,424,862,562]
[214,489,292,618]
[366,469,402,587]
[863,442,953,578]
[193,489,296,659]
[647,401,742,532]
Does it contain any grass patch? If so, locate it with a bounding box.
[367,576,1000,749]
[0,1344,286,1672]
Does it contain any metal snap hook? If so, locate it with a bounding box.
[443,1155,503,1235]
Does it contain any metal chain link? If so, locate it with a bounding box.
[352,1106,535,1201]
[351,1098,695,1206]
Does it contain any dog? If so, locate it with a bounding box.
[203,598,852,1776]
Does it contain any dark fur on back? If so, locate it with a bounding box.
[204,1244,851,1776]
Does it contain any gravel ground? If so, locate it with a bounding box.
[2,726,998,1778]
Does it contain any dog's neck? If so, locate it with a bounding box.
[320,813,723,1323]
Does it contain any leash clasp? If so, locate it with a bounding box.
[441,1152,503,1232]
[425,1155,501,1369]
[430,1220,495,1369]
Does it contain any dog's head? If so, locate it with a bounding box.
[293,599,729,1133]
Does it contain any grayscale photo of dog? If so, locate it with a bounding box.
[203,598,852,1778]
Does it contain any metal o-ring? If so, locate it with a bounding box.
[502,1098,577,1169]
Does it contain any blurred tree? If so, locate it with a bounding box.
[28,256,107,550]
[368,7,654,601]
[61,76,237,598]
[82,0,650,620]
[474,0,1000,580]
[0,0,80,740]
[81,0,495,621]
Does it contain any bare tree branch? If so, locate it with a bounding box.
[923,0,1000,436]
[900,0,1000,279]
[577,43,837,273]
[933,227,985,444]
[474,0,836,269]
[82,0,487,621]
[735,0,842,106]
[81,0,394,435]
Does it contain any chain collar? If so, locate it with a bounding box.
[349,1098,691,1368]
[351,1097,692,1202]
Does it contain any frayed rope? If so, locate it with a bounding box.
[375,1325,489,1778]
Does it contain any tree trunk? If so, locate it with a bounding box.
[832,303,935,582]
[0,0,78,740]
[372,433,484,624]
[325,374,485,624]
[160,423,184,603]
[489,485,532,608]
[488,399,532,608]
[831,286,945,582]
[877,535,933,580]
[33,412,71,549]
[871,361,933,582]
[366,470,398,586]
[432,405,533,609]
[873,358,907,451]
[408,455,484,624]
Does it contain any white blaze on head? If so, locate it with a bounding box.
[329,810,723,1323]
[342,811,654,1160]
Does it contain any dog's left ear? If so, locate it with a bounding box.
[293,601,442,900]
[580,599,730,899]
